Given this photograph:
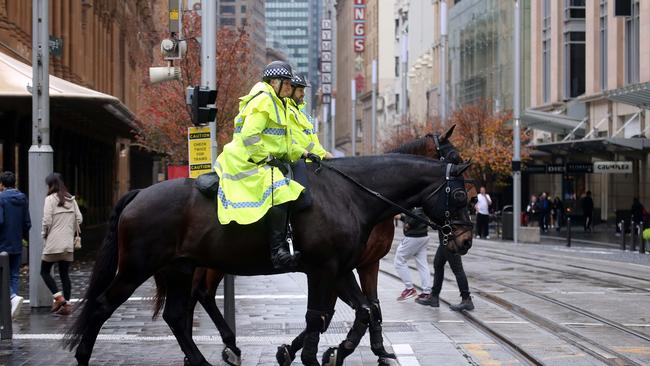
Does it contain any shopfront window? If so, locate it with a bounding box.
[625,0,640,84]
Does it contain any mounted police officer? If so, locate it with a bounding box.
[215,61,319,269]
[286,73,332,160]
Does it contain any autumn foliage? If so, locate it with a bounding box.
[441,100,530,187]
[136,12,256,163]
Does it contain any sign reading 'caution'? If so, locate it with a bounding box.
[188,126,213,178]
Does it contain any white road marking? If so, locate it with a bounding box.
[483,321,529,324]
[561,322,602,326]
[392,344,421,366]
[623,323,650,327]
[22,294,308,304]
[438,320,464,323]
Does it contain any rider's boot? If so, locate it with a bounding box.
[449,296,474,311]
[267,204,300,269]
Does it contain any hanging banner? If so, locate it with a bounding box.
[188,126,213,178]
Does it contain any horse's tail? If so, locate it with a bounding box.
[63,189,141,350]
[151,272,167,320]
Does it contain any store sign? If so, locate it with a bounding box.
[523,164,546,174]
[546,164,566,174]
[188,126,213,178]
[353,0,366,52]
[593,161,632,174]
[566,162,593,174]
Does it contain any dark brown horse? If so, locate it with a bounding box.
[174,127,464,366]
[65,154,472,366]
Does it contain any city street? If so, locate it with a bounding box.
[2,231,650,365]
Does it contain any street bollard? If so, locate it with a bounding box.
[640,221,646,254]
[566,217,571,247]
[621,220,626,251]
[0,252,12,340]
[631,221,637,251]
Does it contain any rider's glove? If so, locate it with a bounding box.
[305,152,321,164]
[266,156,285,169]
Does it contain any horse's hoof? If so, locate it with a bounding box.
[185,356,214,366]
[322,347,337,366]
[378,355,401,366]
[276,344,294,366]
[222,347,242,366]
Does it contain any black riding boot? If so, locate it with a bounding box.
[449,296,474,311]
[267,204,299,269]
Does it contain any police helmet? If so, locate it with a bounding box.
[290,73,310,88]
[262,61,293,81]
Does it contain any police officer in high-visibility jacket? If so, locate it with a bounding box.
[215,61,320,269]
[286,73,333,160]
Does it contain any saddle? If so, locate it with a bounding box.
[194,160,312,212]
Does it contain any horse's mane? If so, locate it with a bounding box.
[385,134,433,154]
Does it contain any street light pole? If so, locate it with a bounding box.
[29,0,54,307]
[439,0,448,125]
[331,98,336,153]
[201,0,235,332]
[351,79,356,156]
[401,30,408,122]
[371,59,377,153]
[513,0,521,244]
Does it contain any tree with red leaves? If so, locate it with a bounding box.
[136,12,256,163]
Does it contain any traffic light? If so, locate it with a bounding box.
[191,86,217,126]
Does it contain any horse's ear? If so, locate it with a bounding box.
[451,162,471,177]
[442,124,456,141]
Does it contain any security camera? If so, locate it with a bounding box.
[149,66,181,84]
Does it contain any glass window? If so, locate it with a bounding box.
[563,0,586,98]
[220,5,235,14]
[395,56,399,77]
[220,17,236,26]
[625,0,640,84]
[241,5,247,13]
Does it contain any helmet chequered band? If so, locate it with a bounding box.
[263,67,291,79]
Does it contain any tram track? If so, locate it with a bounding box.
[377,266,546,366]
[379,250,650,366]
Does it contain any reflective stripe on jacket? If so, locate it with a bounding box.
[286,99,327,159]
[215,82,304,225]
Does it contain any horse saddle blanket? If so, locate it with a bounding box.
[194,160,312,212]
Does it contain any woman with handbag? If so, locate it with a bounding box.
[40,173,82,315]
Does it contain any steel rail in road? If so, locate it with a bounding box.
[377,267,546,366]
[473,247,650,293]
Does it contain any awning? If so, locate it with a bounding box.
[533,137,650,157]
[0,51,138,133]
[604,81,650,109]
[521,108,586,135]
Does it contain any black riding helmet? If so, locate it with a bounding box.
[290,73,310,88]
[262,61,293,82]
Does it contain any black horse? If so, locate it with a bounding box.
[175,127,465,366]
[65,155,473,366]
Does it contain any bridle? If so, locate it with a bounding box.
[315,160,473,246]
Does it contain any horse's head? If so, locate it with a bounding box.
[424,124,462,163]
[421,161,473,255]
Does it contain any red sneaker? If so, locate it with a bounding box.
[396,288,417,301]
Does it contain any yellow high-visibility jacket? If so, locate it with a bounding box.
[215,82,305,225]
[286,99,327,159]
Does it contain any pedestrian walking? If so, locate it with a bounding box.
[0,171,31,318]
[631,197,645,226]
[552,196,563,231]
[581,191,594,232]
[474,186,491,239]
[415,232,474,311]
[526,194,539,227]
[40,173,82,315]
[394,207,432,302]
[539,192,550,232]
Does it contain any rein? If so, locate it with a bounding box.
[316,160,454,232]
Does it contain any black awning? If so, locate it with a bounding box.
[605,81,650,109]
[533,137,650,157]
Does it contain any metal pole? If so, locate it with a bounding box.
[0,252,12,339]
[512,0,522,245]
[351,79,356,156]
[640,221,646,254]
[401,30,408,121]
[566,217,571,247]
[371,59,377,153]
[439,0,448,125]
[29,0,54,308]
[202,0,234,332]
[322,105,330,151]
[331,98,336,152]
[621,220,626,250]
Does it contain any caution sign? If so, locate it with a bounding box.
[188,126,213,178]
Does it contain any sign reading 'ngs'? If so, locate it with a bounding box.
[353,0,366,52]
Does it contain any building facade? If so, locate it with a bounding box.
[0,0,161,224]
[215,0,266,73]
[527,0,650,222]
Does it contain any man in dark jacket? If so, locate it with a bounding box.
[0,171,31,318]
[581,191,594,232]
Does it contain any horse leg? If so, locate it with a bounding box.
[358,261,398,365]
[299,270,337,366]
[322,272,372,366]
[161,265,213,366]
[74,271,148,365]
[194,269,241,365]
